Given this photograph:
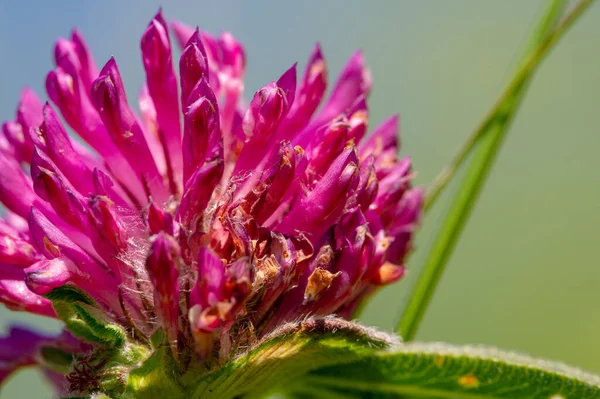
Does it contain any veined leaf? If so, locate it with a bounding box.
[90,320,600,399]
[195,317,398,399]
[123,317,397,399]
[296,342,600,399]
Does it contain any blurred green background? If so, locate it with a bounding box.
[1,1,599,397]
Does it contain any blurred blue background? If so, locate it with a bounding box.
[1,1,599,397]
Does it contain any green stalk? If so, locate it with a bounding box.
[396,0,595,340]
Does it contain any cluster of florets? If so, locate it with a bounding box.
[0,10,421,393]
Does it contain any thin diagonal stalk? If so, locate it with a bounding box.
[423,0,592,211]
[396,0,595,340]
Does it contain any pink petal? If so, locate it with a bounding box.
[276,146,359,240]
[182,78,221,184]
[141,11,183,192]
[91,58,168,203]
[178,156,223,233]
[145,232,181,346]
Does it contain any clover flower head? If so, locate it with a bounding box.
[0,10,422,396]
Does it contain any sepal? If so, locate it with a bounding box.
[45,285,125,347]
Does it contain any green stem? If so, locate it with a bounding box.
[423,0,591,211]
[396,0,595,340]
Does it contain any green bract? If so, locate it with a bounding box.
[48,300,600,398]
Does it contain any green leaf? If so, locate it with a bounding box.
[125,346,188,399]
[297,343,600,399]
[45,285,126,347]
[195,318,397,399]
[123,317,397,399]
[396,0,596,340]
[63,321,600,399]
[71,302,126,347]
[45,284,96,305]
